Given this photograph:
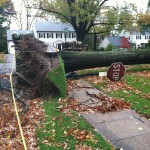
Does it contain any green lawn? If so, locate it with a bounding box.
[109,75,150,118]
[36,64,149,149]
[84,65,150,119]
[36,97,114,150]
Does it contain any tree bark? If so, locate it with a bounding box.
[61,49,150,73]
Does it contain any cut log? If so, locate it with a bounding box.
[61,49,150,73]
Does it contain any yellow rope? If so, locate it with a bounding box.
[9,54,27,150]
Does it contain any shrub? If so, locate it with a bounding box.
[99,47,105,51]
[147,40,150,48]
[105,44,113,51]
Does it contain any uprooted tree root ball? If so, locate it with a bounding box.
[13,35,59,99]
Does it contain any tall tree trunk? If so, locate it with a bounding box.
[61,50,150,73]
[75,28,85,42]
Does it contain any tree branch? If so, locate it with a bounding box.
[93,22,124,26]
[99,0,109,7]
[39,7,71,24]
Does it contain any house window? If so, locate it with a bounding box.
[47,33,53,38]
[66,33,71,38]
[38,32,45,38]
[145,35,150,39]
[56,33,62,38]
[136,35,141,40]
[72,33,76,38]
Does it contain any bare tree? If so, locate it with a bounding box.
[11,0,42,30]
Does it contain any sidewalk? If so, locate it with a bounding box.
[0,54,15,88]
[0,54,15,74]
[70,80,150,150]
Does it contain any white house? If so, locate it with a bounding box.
[7,22,77,54]
[119,30,150,49]
[6,30,33,54]
[130,32,150,48]
[32,21,77,50]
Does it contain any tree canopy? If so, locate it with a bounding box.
[40,0,109,41]
[40,0,137,42]
[148,0,150,8]
[0,0,9,6]
[0,0,13,52]
[138,13,150,31]
[0,15,7,52]
[94,3,137,36]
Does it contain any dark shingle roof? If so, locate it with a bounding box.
[7,30,33,41]
[107,36,122,47]
[34,21,75,32]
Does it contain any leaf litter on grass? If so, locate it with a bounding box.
[59,80,131,115]
[82,69,150,118]
[0,90,45,150]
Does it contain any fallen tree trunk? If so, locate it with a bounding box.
[61,49,150,73]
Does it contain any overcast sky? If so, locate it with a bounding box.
[12,0,149,10]
[110,0,148,11]
[10,0,149,30]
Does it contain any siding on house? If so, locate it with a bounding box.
[121,37,130,48]
[33,21,77,49]
[6,30,33,54]
[119,31,150,49]
[99,38,110,48]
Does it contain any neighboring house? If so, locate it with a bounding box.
[99,36,130,49]
[6,30,33,54]
[119,30,150,49]
[130,32,150,49]
[32,21,77,50]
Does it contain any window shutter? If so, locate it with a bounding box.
[56,33,58,38]
[52,33,53,38]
